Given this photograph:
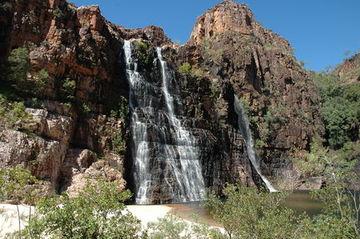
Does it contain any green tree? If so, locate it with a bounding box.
[206,184,301,239]
[178,63,192,75]
[313,73,360,148]
[0,166,40,236]
[6,47,49,96]
[21,180,141,239]
[7,47,30,87]
[0,95,31,129]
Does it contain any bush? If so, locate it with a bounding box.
[61,78,76,101]
[0,95,31,129]
[7,47,30,87]
[33,69,49,94]
[321,97,358,148]
[295,139,328,177]
[313,73,360,148]
[0,166,38,204]
[112,132,126,155]
[52,7,64,19]
[178,63,192,75]
[206,185,300,239]
[210,79,221,100]
[110,96,128,118]
[6,47,49,96]
[134,40,153,66]
[21,181,141,239]
[80,102,91,115]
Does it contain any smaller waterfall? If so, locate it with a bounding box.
[234,95,277,192]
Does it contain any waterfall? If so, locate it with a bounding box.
[234,95,277,192]
[123,40,205,204]
[123,40,152,203]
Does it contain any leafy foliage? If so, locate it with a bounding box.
[5,47,49,96]
[134,40,153,67]
[21,181,141,239]
[178,62,192,76]
[110,96,128,118]
[206,185,300,239]
[0,95,31,129]
[52,7,64,19]
[7,47,30,87]
[295,139,328,177]
[0,166,39,204]
[112,132,126,155]
[313,73,360,148]
[80,102,91,115]
[60,78,76,101]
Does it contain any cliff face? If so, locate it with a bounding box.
[179,0,324,188]
[0,0,324,201]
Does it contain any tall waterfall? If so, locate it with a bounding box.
[234,95,277,192]
[123,40,205,204]
[123,40,151,204]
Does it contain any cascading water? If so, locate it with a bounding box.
[156,47,206,201]
[123,40,206,204]
[234,95,277,192]
[123,40,151,204]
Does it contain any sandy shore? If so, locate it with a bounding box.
[126,204,173,227]
[0,204,35,238]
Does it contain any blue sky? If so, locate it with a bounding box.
[71,0,360,72]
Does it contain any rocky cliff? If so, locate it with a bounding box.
[0,0,323,202]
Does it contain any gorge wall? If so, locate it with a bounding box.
[0,0,323,203]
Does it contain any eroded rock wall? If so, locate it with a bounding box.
[0,0,325,200]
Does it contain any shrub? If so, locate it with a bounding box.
[6,47,49,96]
[134,40,153,66]
[80,102,91,115]
[110,96,128,119]
[178,62,192,75]
[61,78,76,101]
[0,166,38,203]
[206,184,300,239]
[112,133,126,155]
[33,69,49,94]
[21,181,141,239]
[52,7,64,19]
[7,47,30,88]
[313,73,360,148]
[210,79,221,100]
[294,139,328,177]
[0,95,31,129]
[321,97,358,148]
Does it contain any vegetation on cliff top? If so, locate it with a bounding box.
[313,72,359,149]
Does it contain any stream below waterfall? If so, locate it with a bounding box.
[167,191,323,226]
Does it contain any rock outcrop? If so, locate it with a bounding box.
[0,0,325,201]
[334,53,360,84]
